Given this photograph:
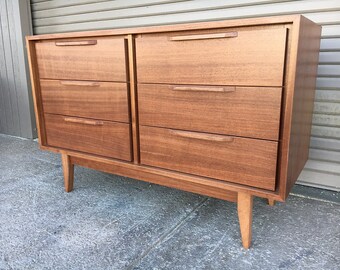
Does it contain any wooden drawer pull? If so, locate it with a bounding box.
[60,81,100,87]
[64,117,104,126]
[55,40,97,46]
[170,86,236,93]
[169,32,238,41]
[169,129,234,142]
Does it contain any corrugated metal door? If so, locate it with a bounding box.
[30,0,340,191]
[0,0,36,138]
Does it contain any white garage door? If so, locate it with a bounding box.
[30,0,340,191]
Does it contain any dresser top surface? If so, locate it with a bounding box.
[27,14,307,41]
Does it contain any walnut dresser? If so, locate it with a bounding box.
[26,15,321,249]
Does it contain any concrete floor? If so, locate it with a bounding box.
[0,134,339,270]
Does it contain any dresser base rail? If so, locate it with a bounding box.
[59,151,277,249]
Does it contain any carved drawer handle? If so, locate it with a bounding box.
[169,32,238,41]
[170,86,236,93]
[55,40,97,46]
[60,81,100,87]
[169,129,234,142]
[64,117,104,126]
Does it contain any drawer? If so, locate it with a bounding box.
[140,126,277,190]
[44,114,131,161]
[35,37,127,81]
[138,84,282,140]
[41,79,129,123]
[136,28,287,86]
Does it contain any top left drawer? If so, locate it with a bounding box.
[35,37,127,82]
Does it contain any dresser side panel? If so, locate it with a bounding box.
[285,17,321,198]
[26,38,47,145]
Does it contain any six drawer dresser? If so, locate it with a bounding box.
[26,15,321,249]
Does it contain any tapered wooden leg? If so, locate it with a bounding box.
[237,192,253,249]
[268,198,275,206]
[61,153,74,192]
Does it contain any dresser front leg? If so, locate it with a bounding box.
[61,153,74,192]
[237,192,253,249]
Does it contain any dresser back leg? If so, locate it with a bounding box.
[237,192,253,249]
[61,153,74,192]
[268,198,275,206]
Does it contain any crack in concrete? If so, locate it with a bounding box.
[125,197,209,270]
[290,193,340,205]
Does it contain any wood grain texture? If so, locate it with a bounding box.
[285,16,322,198]
[26,15,300,40]
[26,39,47,145]
[138,84,282,140]
[35,37,127,81]
[41,145,284,201]
[40,79,130,122]
[44,114,132,161]
[237,192,253,249]
[127,35,140,163]
[61,152,74,192]
[136,28,287,86]
[275,16,321,199]
[71,154,238,202]
[140,126,278,190]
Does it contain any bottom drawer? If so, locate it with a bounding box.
[45,114,132,161]
[140,126,277,190]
